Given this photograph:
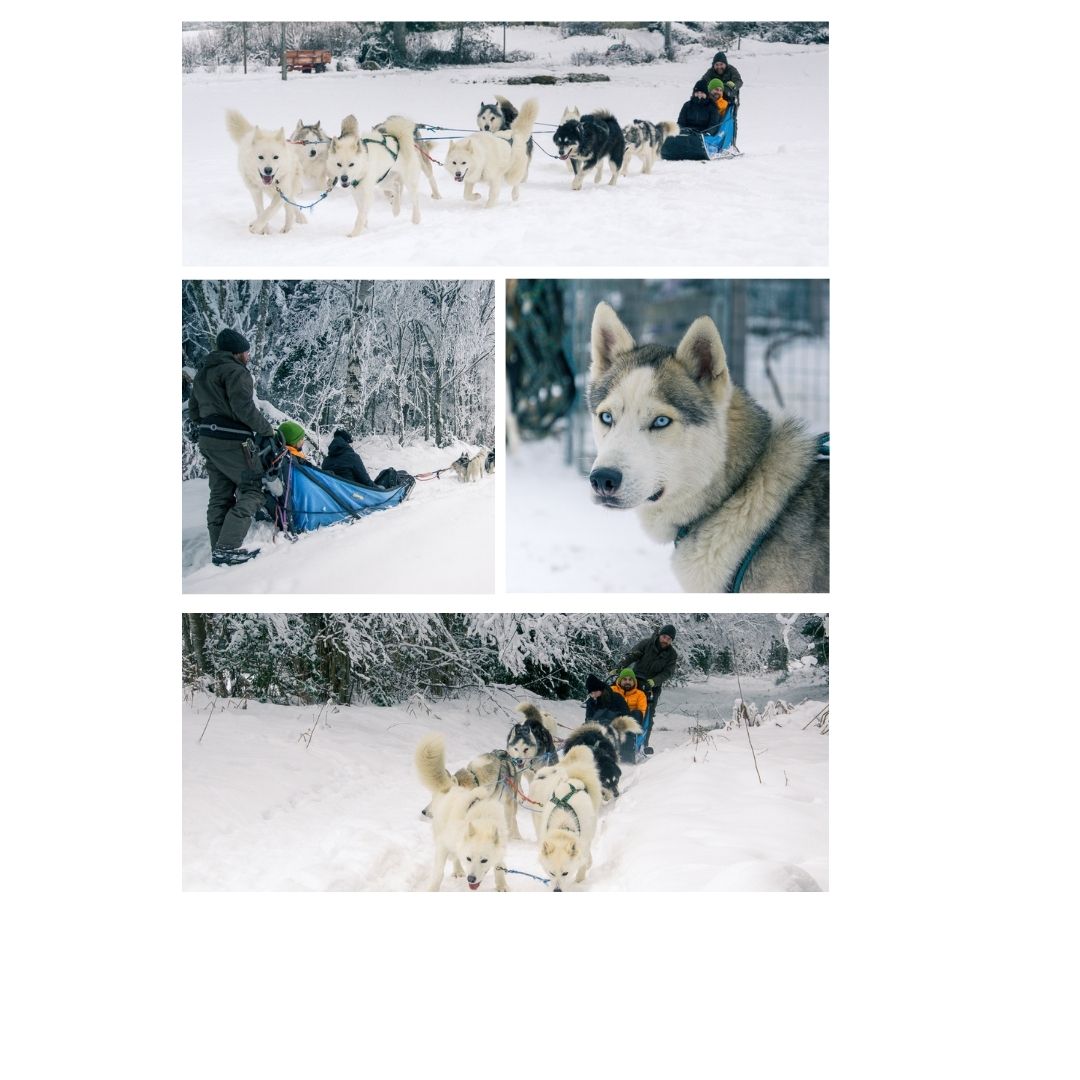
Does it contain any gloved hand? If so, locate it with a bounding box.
[646,678,655,688]
[725,80,736,89]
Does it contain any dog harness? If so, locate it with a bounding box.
[363,132,400,185]
[675,432,829,592]
[548,783,583,834]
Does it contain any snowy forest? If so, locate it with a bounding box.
[181,612,828,706]
[181,280,495,480]
[182,21,828,72]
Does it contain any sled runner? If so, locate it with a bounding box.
[269,453,413,534]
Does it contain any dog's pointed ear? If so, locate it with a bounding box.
[297,118,304,129]
[542,840,554,857]
[590,303,635,382]
[314,120,320,130]
[253,125,262,137]
[674,316,729,385]
[568,839,578,858]
[466,822,476,838]
[275,127,285,141]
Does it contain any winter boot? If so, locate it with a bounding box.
[211,546,260,567]
[620,735,637,765]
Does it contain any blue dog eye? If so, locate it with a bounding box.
[599,411,613,426]
[650,416,672,429]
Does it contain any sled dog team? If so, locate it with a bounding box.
[450,447,496,483]
[226,96,677,236]
[416,703,642,891]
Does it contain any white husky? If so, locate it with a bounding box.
[531,746,602,891]
[443,98,539,208]
[329,114,428,238]
[226,110,305,235]
[415,733,509,891]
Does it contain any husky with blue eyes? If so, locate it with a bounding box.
[587,302,829,593]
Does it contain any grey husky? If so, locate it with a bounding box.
[587,302,829,593]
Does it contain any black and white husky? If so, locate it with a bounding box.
[507,703,559,776]
[621,119,678,175]
[562,718,640,801]
[588,302,830,592]
[552,109,625,190]
[477,95,534,178]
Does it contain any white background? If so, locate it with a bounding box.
[4,2,1075,1078]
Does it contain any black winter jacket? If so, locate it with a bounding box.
[189,351,275,439]
[585,686,629,725]
[695,62,743,97]
[321,433,374,488]
[620,634,678,689]
[678,95,721,132]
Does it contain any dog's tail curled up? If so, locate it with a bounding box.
[658,121,679,141]
[415,733,453,795]
[380,114,421,148]
[516,701,558,739]
[611,714,643,736]
[225,109,252,144]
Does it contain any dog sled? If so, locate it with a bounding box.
[661,110,739,162]
[266,453,413,535]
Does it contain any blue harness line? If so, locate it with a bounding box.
[497,866,551,885]
[676,432,830,592]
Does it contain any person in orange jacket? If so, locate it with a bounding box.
[611,668,648,762]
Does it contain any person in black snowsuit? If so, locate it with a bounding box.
[677,85,722,133]
[188,328,277,567]
[321,429,375,487]
[584,673,630,727]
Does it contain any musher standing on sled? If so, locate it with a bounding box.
[618,624,678,755]
[188,328,277,567]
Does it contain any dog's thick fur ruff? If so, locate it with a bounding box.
[588,302,829,592]
[507,703,560,787]
[330,114,429,237]
[621,119,678,175]
[415,734,509,891]
[226,110,305,235]
[553,109,626,190]
[445,98,539,207]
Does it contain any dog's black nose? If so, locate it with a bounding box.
[309,148,317,157]
[262,166,273,175]
[340,174,350,184]
[467,875,476,884]
[553,886,562,892]
[590,468,623,496]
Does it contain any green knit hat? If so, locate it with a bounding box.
[618,668,636,681]
[707,78,724,92]
[278,421,305,447]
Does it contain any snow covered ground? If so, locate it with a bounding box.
[182,441,494,593]
[182,34,828,267]
[183,674,828,891]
